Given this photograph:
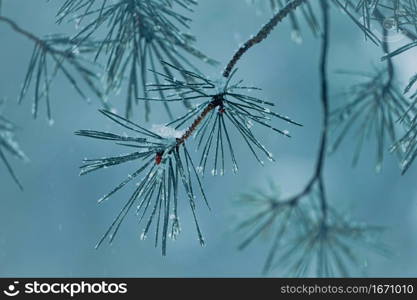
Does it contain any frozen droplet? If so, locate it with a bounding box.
[71,45,80,55]
[341,111,349,121]
[400,141,410,153]
[171,218,181,240]
[98,195,107,203]
[291,30,303,44]
[48,119,55,126]
[363,259,368,268]
[75,16,81,30]
[151,124,185,139]
[140,232,147,240]
[375,162,382,173]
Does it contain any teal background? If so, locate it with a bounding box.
[0,0,417,277]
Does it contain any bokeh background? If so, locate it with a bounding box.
[1,0,417,277]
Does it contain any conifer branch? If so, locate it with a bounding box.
[249,0,330,215]
[2,0,417,276]
[56,0,217,120]
[329,7,413,171]
[236,2,387,276]
[0,15,106,121]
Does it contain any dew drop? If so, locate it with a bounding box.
[375,162,382,173]
[291,30,303,44]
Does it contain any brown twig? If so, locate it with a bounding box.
[176,95,223,146]
[223,0,308,78]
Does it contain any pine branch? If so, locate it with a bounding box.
[235,1,384,277]
[57,0,218,120]
[0,16,106,122]
[239,0,330,215]
[143,62,301,172]
[77,59,300,253]
[76,110,208,255]
[73,0,416,264]
[235,184,387,276]
[2,0,417,277]
[329,17,410,171]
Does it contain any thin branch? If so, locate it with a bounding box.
[317,0,330,221]
[223,0,308,78]
[0,16,46,48]
[0,15,108,120]
[269,0,330,217]
[176,95,223,146]
[373,9,394,90]
[381,24,395,98]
